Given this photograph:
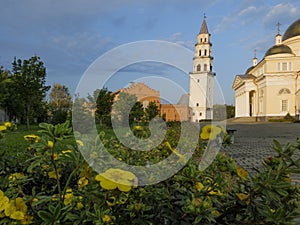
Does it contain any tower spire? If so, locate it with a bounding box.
[275,22,282,45]
[199,14,209,34]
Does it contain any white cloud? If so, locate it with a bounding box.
[263,3,300,28]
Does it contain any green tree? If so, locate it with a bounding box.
[92,88,114,127]
[145,102,159,121]
[0,67,12,120]
[12,56,50,129]
[49,83,72,112]
[129,101,144,125]
[226,105,235,118]
[49,83,72,124]
[112,92,143,126]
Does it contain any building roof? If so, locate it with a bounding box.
[199,18,209,34]
[282,18,300,41]
[264,44,293,57]
[236,74,256,80]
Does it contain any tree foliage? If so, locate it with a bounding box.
[49,83,72,112]
[92,88,114,127]
[145,102,159,121]
[12,56,50,129]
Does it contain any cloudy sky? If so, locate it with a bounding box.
[1,0,300,104]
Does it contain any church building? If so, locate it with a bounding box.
[233,19,300,119]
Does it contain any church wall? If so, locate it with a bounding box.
[264,77,296,116]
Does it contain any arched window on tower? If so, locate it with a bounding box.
[204,64,207,71]
[199,50,201,56]
[210,64,212,71]
[197,64,201,71]
[204,49,207,56]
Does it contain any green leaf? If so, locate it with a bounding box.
[38,210,53,222]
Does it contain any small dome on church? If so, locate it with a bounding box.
[282,18,300,41]
[245,66,255,74]
[265,44,292,57]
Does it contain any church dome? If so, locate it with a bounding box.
[282,18,300,41]
[265,44,292,57]
[245,66,254,74]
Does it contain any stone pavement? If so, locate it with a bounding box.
[222,122,300,184]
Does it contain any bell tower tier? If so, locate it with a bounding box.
[189,15,215,122]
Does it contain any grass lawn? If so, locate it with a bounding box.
[1,124,76,158]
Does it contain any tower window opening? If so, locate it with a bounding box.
[196,103,199,107]
[197,64,201,71]
[204,49,207,56]
[204,38,207,42]
[197,79,199,82]
[199,50,201,56]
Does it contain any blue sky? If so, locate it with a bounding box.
[1,0,300,105]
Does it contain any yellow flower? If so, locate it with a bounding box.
[76,202,84,209]
[48,141,54,149]
[236,193,250,205]
[134,125,142,131]
[200,125,222,140]
[62,149,72,154]
[21,215,33,224]
[0,190,9,212]
[212,210,221,217]
[209,190,223,196]
[51,195,58,201]
[102,215,112,223]
[63,193,73,205]
[0,125,7,132]
[196,182,204,191]
[76,140,84,146]
[48,169,61,179]
[78,177,89,189]
[4,122,12,128]
[95,168,138,192]
[32,198,38,203]
[24,134,40,143]
[237,166,248,180]
[5,197,27,220]
[236,193,247,201]
[208,187,223,196]
[52,153,58,160]
[9,172,25,181]
[80,165,93,178]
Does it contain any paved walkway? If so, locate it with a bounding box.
[223,122,300,184]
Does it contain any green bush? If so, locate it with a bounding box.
[0,122,299,224]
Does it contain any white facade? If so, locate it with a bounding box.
[189,17,215,122]
[233,19,300,119]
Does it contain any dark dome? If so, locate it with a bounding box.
[265,44,292,57]
[245,66,254,74]
[283,19,300,41]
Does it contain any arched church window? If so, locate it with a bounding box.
[197,64,201,71]
[199,50,201,56]
[279,88,291,94]
[204,64,207,71]
[204,49,207,56]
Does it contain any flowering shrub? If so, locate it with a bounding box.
[0,121,299,224]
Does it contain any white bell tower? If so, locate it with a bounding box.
[189,15,215,122]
